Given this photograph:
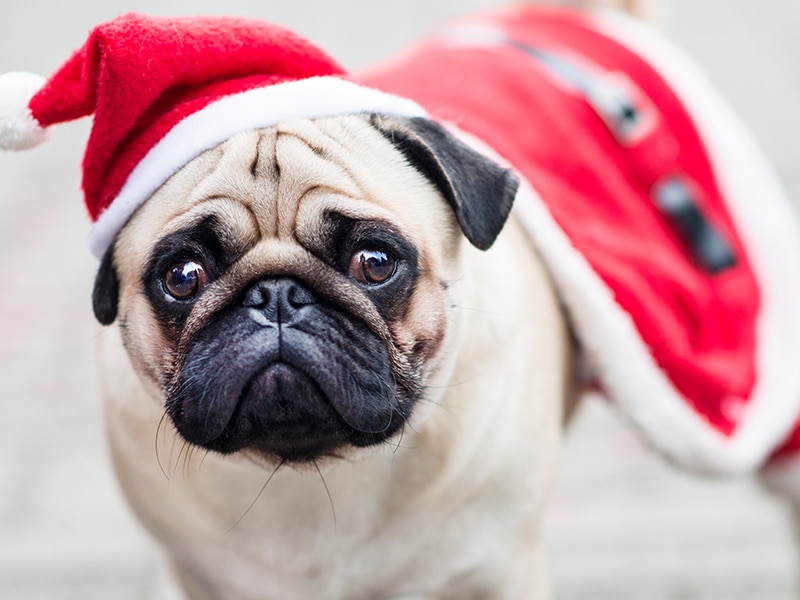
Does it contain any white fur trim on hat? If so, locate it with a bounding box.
[87,76,427,258]
[0,72,47,150]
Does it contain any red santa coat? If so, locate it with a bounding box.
[359,6,800,480]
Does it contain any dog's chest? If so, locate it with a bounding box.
[140,449,535,599]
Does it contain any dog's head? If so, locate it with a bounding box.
[92,114,517,463]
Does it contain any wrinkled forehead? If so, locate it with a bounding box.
[113,116,461,276]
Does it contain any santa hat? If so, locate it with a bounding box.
[0,13,426,257]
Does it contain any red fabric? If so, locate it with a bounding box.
[28,13,345,221]
[359,6,760,437]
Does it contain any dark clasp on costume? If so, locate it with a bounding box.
[654,177,737,274]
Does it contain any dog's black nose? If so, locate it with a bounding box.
[242,277,316,326]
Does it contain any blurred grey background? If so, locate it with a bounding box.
[0,1,798,598]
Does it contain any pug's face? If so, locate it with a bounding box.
[92,115,516,464]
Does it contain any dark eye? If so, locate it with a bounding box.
[163,260,208,300]
[348,249,396,284]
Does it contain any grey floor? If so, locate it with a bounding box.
[1,1,798,598]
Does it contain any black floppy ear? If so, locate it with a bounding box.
[92,246,120,325]
[370,115,518,251]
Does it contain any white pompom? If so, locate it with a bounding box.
[0,71,47,150]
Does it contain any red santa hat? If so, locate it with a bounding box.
[0,13,426,257]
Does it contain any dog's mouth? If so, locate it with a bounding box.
[168,356,410,463]
[215,361,404,461]
[163,292,417,463]
[199,362,356,461]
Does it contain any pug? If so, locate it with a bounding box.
[93,115,573,599]
[6,0,798,598]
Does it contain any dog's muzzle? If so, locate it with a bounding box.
[165,277,411,462]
